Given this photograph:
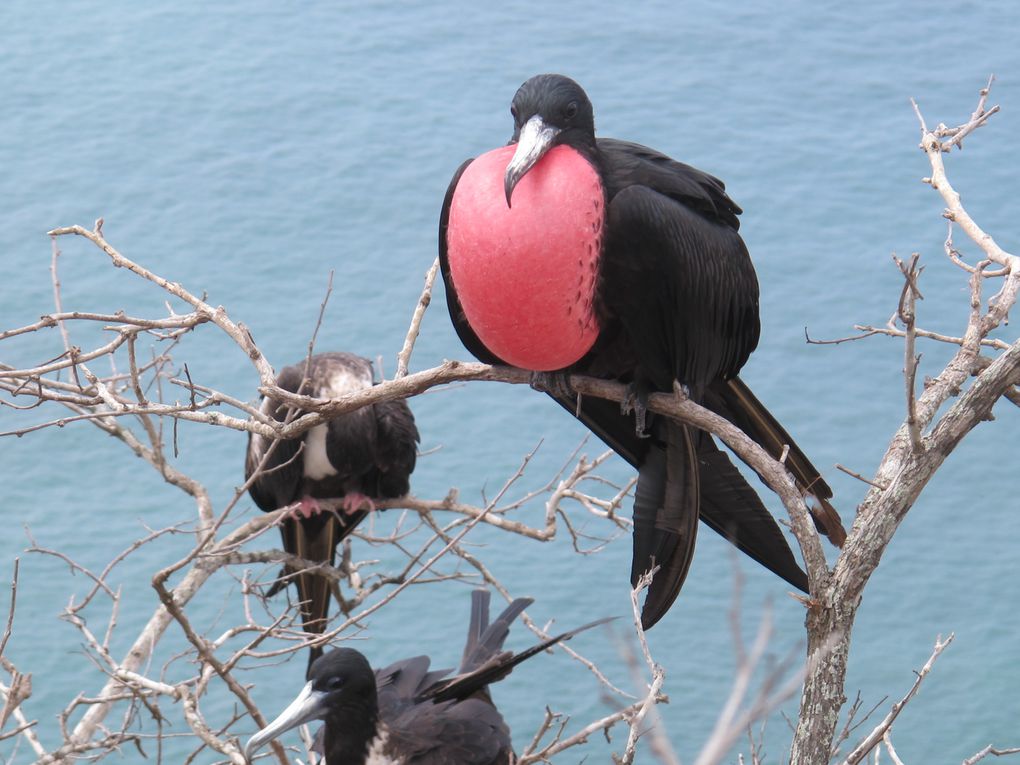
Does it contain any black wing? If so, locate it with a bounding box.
[597,181,760,392]
[423,610,611,704]
[703,377,846,546]
[366,395,420,499]
[375,592,611,765]
[458,590,530,676]
[245,363,308,513]
[598,138,743,229]
[381,696,511,765]
[552,394,810,594]
[374,592,518,765]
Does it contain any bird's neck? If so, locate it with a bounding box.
[323,703,381,764]
[556,128,599,159]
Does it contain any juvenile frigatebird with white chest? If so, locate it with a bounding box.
[246,352,419,673]
[243,590,609,764]
[439,74,845,628]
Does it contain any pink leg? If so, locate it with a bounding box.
[291,496,324,520]
[341,492,377,516]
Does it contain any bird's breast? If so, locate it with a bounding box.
[302,424,337,480]
[446,144,603,371]
[364,726,401,765]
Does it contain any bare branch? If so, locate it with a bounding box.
[0,559,19,662]
[893,253,924,453]
[963,745,1020,765]
[47,222,277,387]
[840,634,954,765]
[834,464,888,491]
[49,238,73,358]
[793,81,1018,761]
[396,256,440,378]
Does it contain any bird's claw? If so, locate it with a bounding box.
[341,493,376,516]
[529,370,573,399]
[621,383,651,438]
[290,496,324,520]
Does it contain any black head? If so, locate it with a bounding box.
[243,648,378,762]
[503,74,597,205]
[509,74,596,146]
[307,647,377,708]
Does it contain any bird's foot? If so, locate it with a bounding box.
[621,382,652,438]
[291,496,324,520]
[529,370,573,400]
[672,380,690,401]
[341,493,376,516]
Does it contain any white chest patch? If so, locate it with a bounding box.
[365,727,400,764]
[302,424,336,480]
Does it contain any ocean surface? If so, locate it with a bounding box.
[2,1,1018,762]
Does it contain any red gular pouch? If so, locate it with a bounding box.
[446,144,604,371]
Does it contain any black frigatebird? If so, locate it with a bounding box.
[439,74,845,629]
[246,352,419,673]
[243,590,609,764]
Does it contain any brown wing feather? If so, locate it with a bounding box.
[706,377,846,547]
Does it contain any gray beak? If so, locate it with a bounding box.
[243,681,327,762]
[504,115,560,207]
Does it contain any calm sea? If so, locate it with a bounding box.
[2,1,1018,761]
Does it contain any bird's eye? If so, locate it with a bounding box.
[326,676,343,690]
[564,101,579,120]
[510,104,519,122]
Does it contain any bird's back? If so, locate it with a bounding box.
[597,137,743,230]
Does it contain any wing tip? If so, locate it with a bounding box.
[809,496,847,548]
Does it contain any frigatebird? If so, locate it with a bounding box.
[243,590,608,764]
[439,74,845,629]
[246,352,419,673]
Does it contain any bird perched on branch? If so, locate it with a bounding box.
[439,73,845,629]
[243,589,609,765]
[246,352,419,674]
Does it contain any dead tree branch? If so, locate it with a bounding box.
[790,78,1019,764]
[839,634,954,765]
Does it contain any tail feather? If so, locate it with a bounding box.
[459,589,491,672]
[706,378,846,547]
[696,436,809,592]
[547,373,836,627]
[632,421,700,630]
[460,591,533,674]
[274,511,367,678]
[424,604,612,704]
[552,394,808,605]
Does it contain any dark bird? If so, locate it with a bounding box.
[246,352,419,673]
[243,590,608,764]
[439,74,845,629]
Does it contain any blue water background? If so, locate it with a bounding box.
[2,1,1018,761]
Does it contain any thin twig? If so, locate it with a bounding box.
[893,253,924,453]
[0,559,19,661]
[963,745,1020,765]
[396,257,439,378]
[834,464,888,491]
[840,634,954,765]
[49,238,74,359]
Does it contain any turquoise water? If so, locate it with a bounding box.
[2,1,1018,761]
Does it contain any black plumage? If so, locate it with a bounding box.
[246,352,419,673]
[243,590,607,765]
[439,74,844,629]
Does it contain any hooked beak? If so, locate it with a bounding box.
[504,115,560,207]
[243,681,328,762]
